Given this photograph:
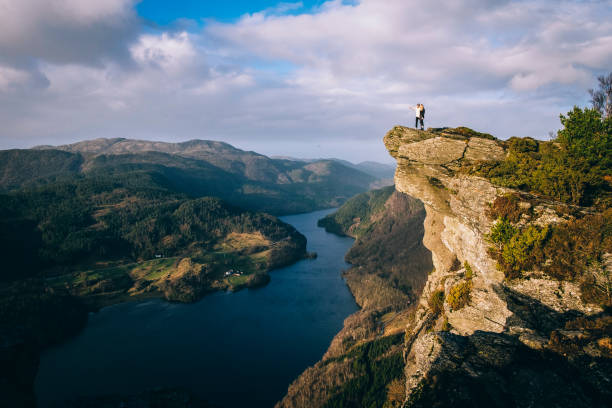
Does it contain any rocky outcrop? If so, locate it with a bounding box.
[384,126,611,407]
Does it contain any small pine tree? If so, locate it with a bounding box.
[589,72,612,119]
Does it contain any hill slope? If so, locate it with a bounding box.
[279,187,433,408]
[3,138,379,214]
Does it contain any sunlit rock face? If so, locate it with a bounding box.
[384,126,608,408]
[279,126,609,408]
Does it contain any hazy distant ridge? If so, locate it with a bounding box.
[3,137,383,214]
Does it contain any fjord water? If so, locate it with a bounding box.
[35,209,358,407]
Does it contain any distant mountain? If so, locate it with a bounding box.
[270,155,396,181]
[2,138,380,214]
[354,161,396,180]
[34,138,309,185]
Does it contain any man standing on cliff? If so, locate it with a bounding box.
[419,104,425,130]
[412,104,425,130]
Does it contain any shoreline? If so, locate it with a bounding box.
[31,208,353,408]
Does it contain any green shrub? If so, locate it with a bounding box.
[464,262,474,280]
[488,217,548,280]
[487,204,611,306]
[499,225,548,279]
[446,281,472,311]
[489,218,517,248]
[428,289,445,315]
[470,107,611,207]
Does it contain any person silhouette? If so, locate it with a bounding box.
[412,104,425,130]
[419,104,425,130]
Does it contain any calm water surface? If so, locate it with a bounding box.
[35,209,358,407]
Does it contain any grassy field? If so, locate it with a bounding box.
[43,241,274,306]
[227,274,250,286]
[215,232,271,251]
[47,264,133,288]
[130,258,179,281]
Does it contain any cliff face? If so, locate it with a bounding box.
[384,126,610,407]
[278,188,432,408]
[278,125,609,407]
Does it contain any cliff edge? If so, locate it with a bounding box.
[384,126,611,407]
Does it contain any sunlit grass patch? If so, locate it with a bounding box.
[130,257,178,281]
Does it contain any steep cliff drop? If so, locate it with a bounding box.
[278,187,433,408]
[279,125,611,408]
[384,126,610,407]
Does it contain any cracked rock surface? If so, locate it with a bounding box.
[384,126,610,408]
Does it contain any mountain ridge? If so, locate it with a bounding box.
[2,138,382,214]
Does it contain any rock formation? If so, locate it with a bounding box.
[384,126,610,407]
[278,125,610,407]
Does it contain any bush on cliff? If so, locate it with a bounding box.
[488,220,548,279]
[487,204,611,306]
[489,218,518,251]
[447,281,472,311]
[500,225,549,280]
[486,193,529,223]
[428,289,445,315]
[447,263,474,311]
[444,261,474,310]
[474,107,611,207]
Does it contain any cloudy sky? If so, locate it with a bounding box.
[1,0,611,162]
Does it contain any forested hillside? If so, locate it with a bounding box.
[279,188,433,408]
[0,138,380,214]
[0,169,306,406]
[1,140,332,407]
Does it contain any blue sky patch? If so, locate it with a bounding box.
[136,0,331,25]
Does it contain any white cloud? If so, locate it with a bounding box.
[207,0,612,94]
[1,0,611,162]
[131,32,197,74]
[0,65,31,91]
[0,0,138,66]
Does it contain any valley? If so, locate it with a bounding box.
[2,117,610,408]
[34,209,358,408]
[281,121,611,407]
[0,138,390,407]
